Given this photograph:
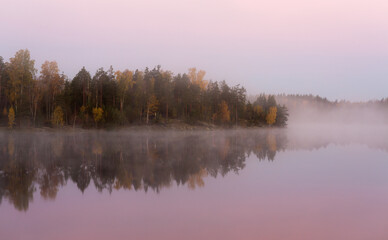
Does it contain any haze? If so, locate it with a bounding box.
[1,0,388,101]
[1,128,388,240]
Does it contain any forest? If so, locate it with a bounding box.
[0,49,288,128]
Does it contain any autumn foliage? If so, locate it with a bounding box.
[8,107,15,129]
[52,106,64,127]
[0,49,288,128]
[266,106,277,125]
[213,101,231,124]
[92,107,104,127]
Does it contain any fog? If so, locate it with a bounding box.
[287,105,388,126]
[272,94,388,127]
[286,124,388,152]
[0,125,388,211]
[283,107,388,155]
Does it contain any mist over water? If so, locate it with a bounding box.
[283,102,388,151]
[1,126,388,240]
[281,99,388,126]
[0,126,387,208]
[2,0,388,238]
[287,124,388,151]
[0,129,287,211]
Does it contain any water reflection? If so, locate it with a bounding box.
[0,130,287,211]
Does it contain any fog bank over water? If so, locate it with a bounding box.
[274,95,388,126]
[286,124,388,152]
[0,126,387,211]
[2,128,388,240]
[287,106,388,126]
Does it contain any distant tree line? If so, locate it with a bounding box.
[275,93,388,109]
[274,93,388,124]
[0,49,288,128]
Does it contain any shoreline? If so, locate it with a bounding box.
[0,121,271,132]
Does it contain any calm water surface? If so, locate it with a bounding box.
[0,127,388,240]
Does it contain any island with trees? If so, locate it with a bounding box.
[0,49,288,129]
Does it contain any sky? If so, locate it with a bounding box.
[1,0,387,101]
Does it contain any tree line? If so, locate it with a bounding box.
[275,93,388,125]
[0,49,288,128]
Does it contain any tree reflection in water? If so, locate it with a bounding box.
[0,130,287,211]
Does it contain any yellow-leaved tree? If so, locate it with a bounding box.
[8,107,15,129]
[188,68,208,90]
[254,105,264,119]
[114,70,133,113]
[146,95,159,124]
[213,101,230,124]
[266,106,277,126]
[52,106,64,127]
[7,49,35,112]
[40,61,64,120]
[92,107,104,127]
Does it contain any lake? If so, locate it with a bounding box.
[0,126,388,240]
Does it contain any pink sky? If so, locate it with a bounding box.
[1,0,388,100]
